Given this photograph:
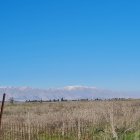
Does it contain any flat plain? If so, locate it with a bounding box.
[1,100,140,140]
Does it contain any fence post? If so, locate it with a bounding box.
[0,93,6,127]
[78,119,81,140]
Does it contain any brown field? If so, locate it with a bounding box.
[1,99,140,140]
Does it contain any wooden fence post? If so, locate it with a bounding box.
[0,93,6,127]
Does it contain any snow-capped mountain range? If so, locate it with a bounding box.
[0,86,138,101]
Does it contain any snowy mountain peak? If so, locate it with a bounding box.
[0,86,137,101]
[64,86,97,91]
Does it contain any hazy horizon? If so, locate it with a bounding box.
[0,85,140,101]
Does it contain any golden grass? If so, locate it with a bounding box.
[2,99,140,139]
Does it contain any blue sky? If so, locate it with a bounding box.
[0,0,140,91]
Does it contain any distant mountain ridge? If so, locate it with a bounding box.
[0,86,137,101]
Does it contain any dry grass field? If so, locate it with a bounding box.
[1,100,140,140]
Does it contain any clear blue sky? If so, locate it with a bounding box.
[0,0,140,91]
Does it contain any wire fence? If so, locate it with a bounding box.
[0,121,140,140]
[0,121,107,140]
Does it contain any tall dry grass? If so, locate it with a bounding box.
[1,100,140,139]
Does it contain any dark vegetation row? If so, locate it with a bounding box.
[8,97,128,104]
